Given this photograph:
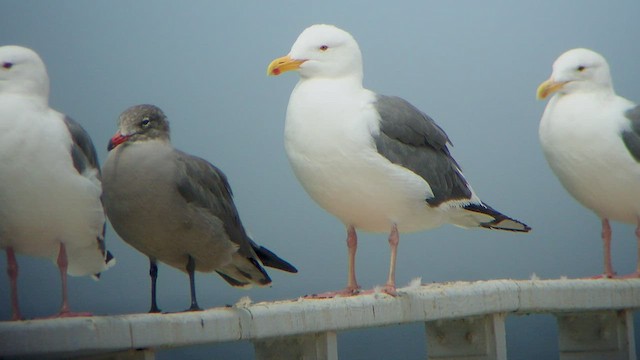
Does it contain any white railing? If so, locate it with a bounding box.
[1,279,639,359]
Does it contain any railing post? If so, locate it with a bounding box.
[253,331,338,360]
[425,313,507,360]
[556,310,636,360]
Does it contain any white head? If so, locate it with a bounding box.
[537,48,613,99]
[0,45,49,100]
[267,24,363,81]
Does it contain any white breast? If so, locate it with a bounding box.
[0,97,106,275]
[284,79,445,233]
[539,93,640,223]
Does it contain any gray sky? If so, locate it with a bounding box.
[2,1,640,358]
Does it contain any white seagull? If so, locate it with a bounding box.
[268,24,530,297]
[538,48,640,278]
[0,45,114,320]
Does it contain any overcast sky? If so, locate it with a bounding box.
[2,1,640,359]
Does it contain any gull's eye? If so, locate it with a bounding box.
[2,62,13,69]
[319,45,329,51]
[141,117,151,128]
[577,65,586,72]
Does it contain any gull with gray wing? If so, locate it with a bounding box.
[268,24,530,297]
[538,48,640,278]
[102,104,297,312]
[0,45,114,320]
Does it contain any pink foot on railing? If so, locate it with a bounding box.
[586,272,616,279]
[304,286,361,299]
[359,284,397,297]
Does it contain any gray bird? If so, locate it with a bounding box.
[102,104,297,312]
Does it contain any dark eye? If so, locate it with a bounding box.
[2,62,13,69]
[141,117,151,127]
[577,65,586,72]
[319,45,329,51]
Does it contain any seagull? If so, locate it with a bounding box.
[0,45,114,320]
[537,48,640,278]
[102,104,297,312]
[268,24,530,297]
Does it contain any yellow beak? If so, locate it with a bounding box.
[536,78,568,100]
[267,55,306,76]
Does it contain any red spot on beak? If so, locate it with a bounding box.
[107,133,130,151]
[272,68,281,75]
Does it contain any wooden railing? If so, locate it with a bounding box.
[1,279,639,359]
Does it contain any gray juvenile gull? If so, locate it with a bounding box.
[538,48,640,278]
[268,24,530,297]
[0,45,114,320]
[102,104,297,312]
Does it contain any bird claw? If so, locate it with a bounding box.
[359,284,397,297]
[379,285,397,296]
[586,272,617,279]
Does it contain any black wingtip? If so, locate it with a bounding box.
[216,271,250,287]
[91,250,117,280]
[464,203,531,233]
[215,258,274,287]
[105,250,115,264]
[249,257,274,284]
[251,243,298,273]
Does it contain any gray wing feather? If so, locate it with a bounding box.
[63,116,101,178]
[175,153,297,275]
[174,151,254,255]
[63,116,112,269]
[622,105,640,162]
[373,95,472,206]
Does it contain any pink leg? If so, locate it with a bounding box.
[360,224,400,297]
[52,243,91,318]
[305,225,361,299]
[590,219,616,279]
[346,225,360,292]
[380,225,399,295]
[602,219,616,278]
[379,225,400,295]
[6,247,23,321]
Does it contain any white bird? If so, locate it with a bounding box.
[268,24,530,297]
[102,104,297,312]
[0,45,114,320]
[538,48,640,278]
